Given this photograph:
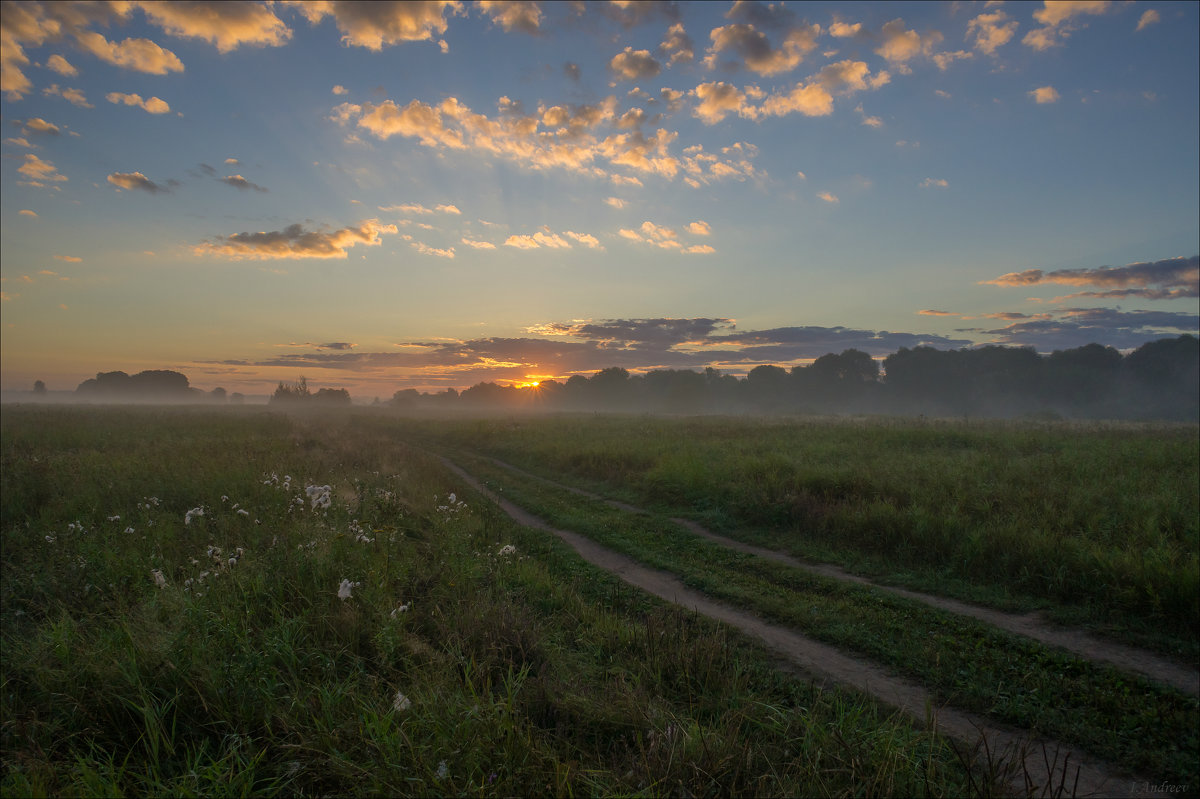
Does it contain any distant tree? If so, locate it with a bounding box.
[229,392,245,404]
[75,369,192,400]
[210,387,227,402]
[391,388,420,407]
[33,380,46,396]
[313,387,351,404]
[271,377,311,403]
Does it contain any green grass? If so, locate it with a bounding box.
[3,405,995,797]
[397,413,1199,658]
[430,447,1198,786]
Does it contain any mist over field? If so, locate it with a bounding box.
[8,334,1197,422]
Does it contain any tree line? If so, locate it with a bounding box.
[393,335,1199,421]
[53,335,1198,420]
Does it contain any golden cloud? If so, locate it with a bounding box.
[75,31,184,74]
[132,0,292,52]
[106,91,171,114]
[196,219,399,260]
[290,0,463,51]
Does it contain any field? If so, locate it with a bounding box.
[2,405,1197,797]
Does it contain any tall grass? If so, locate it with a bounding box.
[2,406,986,797]
[405,414,1199,652]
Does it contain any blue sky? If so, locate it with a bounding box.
[2,0,1197,396]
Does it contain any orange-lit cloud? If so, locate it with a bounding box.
[46,54,78,76]
[20,117,60,136]
[106,91,171,114]
[107,171,166,193]
[830,21,862,38]
[196,219,399,260]
[220,175,268,192]
[1029,86,1060,104]
[75,31,184,74]
[54,255,82,262]
[131,0,292,52]
[1136,9,1160,31]
[19,209,38,217]
[461,237,496,249]
[18,154,67,183]
[1023,1,1112,51]
[982,256,1199,298]
[967,10,1018,56]
[477,1,543,34]
[817,191,838,204]
[919,177,949,188]
[660,22,694,65]
[43,84,93,107]
[875,19,943,74]
[610,47,661,81]
[289,0,463,51]
[918,309,957,316]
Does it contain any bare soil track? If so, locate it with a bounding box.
[438,454,1183,799]
[482,455,1199,699]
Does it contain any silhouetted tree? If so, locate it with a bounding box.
[313,387,352,404]
[33,380,46,396]
[210,387,227,402]
[271,377,310,403]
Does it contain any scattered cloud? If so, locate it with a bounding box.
[75,31,185,74]
[20,117,60,136]
[224,157,239,165]
[6,136,34,148]
[412,241,455,258]
[829,21,862,38]
[660,22,694,65]
[43,84,93,107]
[19,209,38,217]
[1023,0,1112,51]
[874,18,943,74]
[477,1,543,35]
[919,177,949,188]
[686,220,711,236]
[46,54,78,76]
[132,0,292,52]
[106,91,171,114]
[564,231,602,249]
[461,237,497,249]
[982,256,1199,300]
[604,196,625,208]
[332,84,348,95]
[107,171,166,193]
[290,1,463,51]
[982,307,1197,350]
[18,154,67,183]
[220,175,269,192]
[1136,9,1160,31]
[196,219,399,260]
[817,191,838,204]
[610,47,661,81]
[54,255,82,262]
[1029,86,1060,104]
[918,309,957,316]
[704,21,821,76]
[967,10,1018,56]
[504,230,571,249]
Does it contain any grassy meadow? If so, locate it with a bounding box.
[2,405,1197,796]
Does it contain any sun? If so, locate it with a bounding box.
[511,379,541,389]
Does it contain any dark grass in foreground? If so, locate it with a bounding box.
[4,406,993,797]
[402,414,1199,661]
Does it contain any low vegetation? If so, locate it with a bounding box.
[4,406,991,797]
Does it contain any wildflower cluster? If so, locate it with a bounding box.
[436,492,467,520]
[306,484,332,510]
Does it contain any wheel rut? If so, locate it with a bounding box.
[479,454,1198,698]
[438,455,1163,799]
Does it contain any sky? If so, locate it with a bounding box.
[1,0,1197,398]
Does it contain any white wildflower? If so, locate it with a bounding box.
[389,603,410,618]
[107,515,120,522]
[151,569,167,589]
[236,509,250,516]
[498,544,516,557]
[124,527,135,534]
[305,484,332,510]
[44,534,56,543]
[337,579,359,600]
[392,690,412,712]
[185,507,204,525]
[221,495,229,503]
[436,761,448,780]
[228,557,237,567]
